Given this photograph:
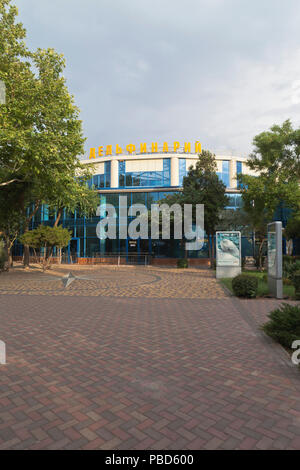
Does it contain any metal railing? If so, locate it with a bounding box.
[92,252,150,266]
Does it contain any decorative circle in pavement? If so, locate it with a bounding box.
[0,267,228,298]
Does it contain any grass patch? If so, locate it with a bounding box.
[220,271,296,298]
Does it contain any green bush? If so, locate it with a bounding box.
[284,260,300,281]
[177,258,188,269]
[292,271,300,300]
[262,303,300,348]
[232,274,258,298]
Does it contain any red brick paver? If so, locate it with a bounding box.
[0,268,300,449]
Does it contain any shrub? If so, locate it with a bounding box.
[283,254,294,266]
[292,271,300,300]
[177,258,188,269]
[262,303,300,348]
[284,260,300,281]
[232,274,258,298]
[262,273,268,283]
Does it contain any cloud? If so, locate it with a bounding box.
[17,0,300,156]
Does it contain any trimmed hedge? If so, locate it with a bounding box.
[232,274,258,298]
[262,303,300,348]
[177,258,188,269]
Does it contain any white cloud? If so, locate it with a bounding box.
[16,0,300,156]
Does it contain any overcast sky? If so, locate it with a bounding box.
[17,0,300,157]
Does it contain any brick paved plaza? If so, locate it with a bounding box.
[0,265,300,450]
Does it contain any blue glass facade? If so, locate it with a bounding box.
[236,161,242,175]
[226,193,243,209]
[217,160,230,187]
[179,158,186,185]
[17,156,300,261]
[87,157,233,190]
[89,161,111,188]
[16,187,250,261]
[118,158,171,188]
[236,161,243,188]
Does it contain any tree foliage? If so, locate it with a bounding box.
[285,213,300,240]
[162,150,228,264]
[248,119,300,181]
[238,121,300,268]
[0,0,98,267]
[20,224,71,270]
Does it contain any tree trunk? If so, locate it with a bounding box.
[208,233,214,268]
[7,244,13,268]
[23,220,30,269]
[286,239,293,256]
[3,237,12,269]
[54,207,63,227]
[22,201,40,268]
[258,238,265,271]
[211,234,215,268]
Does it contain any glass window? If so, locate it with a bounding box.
[119,161,125,188]
[179,159,186,186]
[105,161,111,188]
[132,192,146,205]
[163,158,170,186]
[216,160,230,187]
[236,161,243,188]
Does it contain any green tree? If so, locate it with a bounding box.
[237,174,270,270]
[163,151,228,265]
[248,119,300,180]
[284,213,300,255]
[0,0,97,267]
[216,209,251,236]
[20,225,71,271]
[238,121,300,269]
[0,180,28,266]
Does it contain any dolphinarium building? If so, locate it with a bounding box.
[14,142,272,265]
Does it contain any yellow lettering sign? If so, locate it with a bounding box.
[116,145,123,155]
[174,141,180,152]
[163,142,169,153]
[106,145,112,156]
[184,142,191,153]
[195,141,202,153]
[126,144,136,154]
[151,142,158,153]
[90,141,201,158]
[140,143,147,153]
[89,148,96,159]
